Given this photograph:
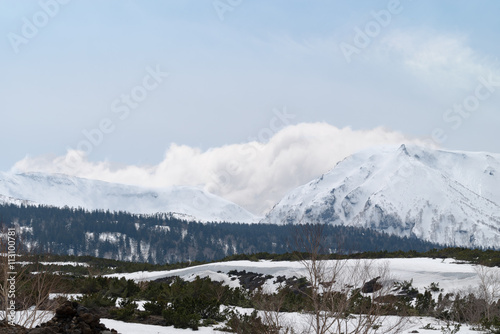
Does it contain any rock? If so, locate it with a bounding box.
[25,328,56,334]
[55,301,77,318]
[80,313,97,325]
[77,305,90,316]
[361,276,382,293]
[26,301,117,334]
[0,321,30,334]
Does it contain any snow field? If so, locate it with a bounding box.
[106,258,493,297]
[3,258,495,333]
[99,257,500,333]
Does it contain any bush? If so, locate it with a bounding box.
[481,316,500,334]
[221,310,276,334]
[109,298,138,321]
[77,292,117,309]
[163,296,201,330]
[143,300,166,316]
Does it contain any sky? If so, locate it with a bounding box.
[1,0,499,215]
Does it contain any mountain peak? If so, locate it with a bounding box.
[398,143,409,156]
[261,145,500,248]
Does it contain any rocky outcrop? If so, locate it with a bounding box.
[361,276,382,293]
[0,301,117,334]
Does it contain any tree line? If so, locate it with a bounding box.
[0,203,441,264]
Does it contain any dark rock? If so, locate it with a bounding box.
[361,276,382,293]
[0,320,30,334]
[77,305,90,315]
[25,328,57,334]
[55,301,77,318]
[26,301,117,334]
[227,270,273,291]
[80,313,97,325]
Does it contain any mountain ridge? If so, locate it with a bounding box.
[3,144,500,248]
[0,171,258,223]
[260,144,500,248]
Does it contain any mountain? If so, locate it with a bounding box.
[0,172,258,223]
[261,144,500,248]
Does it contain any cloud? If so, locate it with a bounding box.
[377,30,499,90]
[12,123,432,215]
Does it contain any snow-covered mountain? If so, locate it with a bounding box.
[261,144,500,248]
[0,172,258,223]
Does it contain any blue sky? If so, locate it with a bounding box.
[1,0,499,213]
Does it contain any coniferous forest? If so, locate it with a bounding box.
[0,203,440,264]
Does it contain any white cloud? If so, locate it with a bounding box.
[12,123,432,215]
[378,30,499,90]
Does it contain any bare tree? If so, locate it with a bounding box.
[253,287,298,334]
[0,225,23,325]
[451,265,500,326]
[475,265,500,322]
[294,224,407,334]
[0,225,63,328]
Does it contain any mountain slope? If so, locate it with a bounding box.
[261,144,500,248]
[0,172,258,223]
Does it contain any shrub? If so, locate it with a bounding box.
[143,300,166,316]
[222,310,276,334]
[77,292,117,309]
[109,298,138,321]
[163,296,201,330]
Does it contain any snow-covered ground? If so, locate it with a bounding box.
[101,257,497,333]
[106,257,493,296]
[103,258,500,334]
[6,257,496,333]
[1,310,481,334]
[100,318,227,334]
[0,310,53,328]
[99,313,480,334]
[17,261,90,267]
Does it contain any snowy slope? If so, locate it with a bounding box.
[105,257,496,333]
[0,193,35,206]
[104,257,497,333]
[100,315,480,334]
[0,172,258,223]
[261,144,500,248]
[106,258,490,296]
[13,258,493,334]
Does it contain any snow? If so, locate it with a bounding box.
[19,226,33,233]
[98,313,481,334]
[0,310,54,328]
[85,232,95,241]
[0,310,481,333]
[2,257,495,333]
[99,232,122,244]
[0,194,35,206]
[105,257,495,297]
[49,293,83,300]
[154,225,170,232]
[100,257,499,333]
[0,172,260,223]
[105,259,301,283]
[0,309,483,333]
[17,261,90,267]
[262,144,500,248]
[101,318,228,333]
[114,298,148,311]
